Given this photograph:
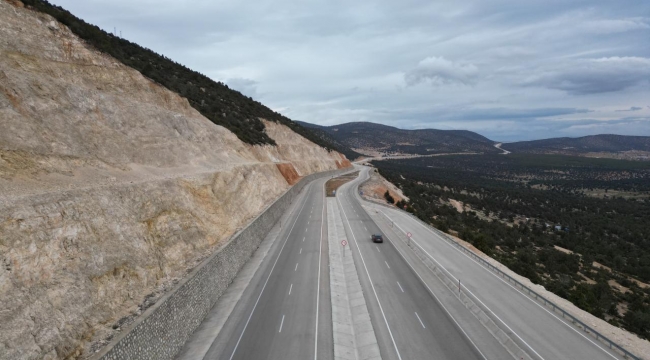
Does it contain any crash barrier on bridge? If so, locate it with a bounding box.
[93,167,352,360]
[369,200,641,360]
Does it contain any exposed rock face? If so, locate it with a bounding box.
[0,1,349,359]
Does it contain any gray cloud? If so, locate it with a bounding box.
[523,57,650,95]
[616,106,643,112]
[405,56,478,86]
[226,78,258,98]
[51,0,650,141]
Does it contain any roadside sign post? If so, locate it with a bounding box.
[341,239,348,256]
[406,232,412,246]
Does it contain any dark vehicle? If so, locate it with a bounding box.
[371,234,383,243]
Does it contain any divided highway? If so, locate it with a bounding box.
[355,166,627,360]
[198,177,333,359]
[335,167,508,360]
[179,165,629,360]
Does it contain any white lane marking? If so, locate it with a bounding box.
[303,237,305,242]
[371,208,488,360]
[289,284,293,295]
[385,261,390,269]
[336,195,403,360]
[229,183,312,360]
[279,315,285,333]
[384,211,542,360]
[305,228,308,232]
[388,209,623,360]
[364,225,368,231]
[415,312,426,329]
[314,181,326,360]
[376,246,380,252]
[397,281,404,293]
[295,263,299,271]
[300,248,302,254]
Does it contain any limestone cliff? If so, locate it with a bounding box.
[0,1,349,358]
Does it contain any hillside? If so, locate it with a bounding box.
[298,121,499,156]
[0,1,349,358]
[295,121,362,160]
[18,0,352,157]
[502,135,650,160]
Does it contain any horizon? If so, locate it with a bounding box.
[51,0,650,141]
[298,119,647,143]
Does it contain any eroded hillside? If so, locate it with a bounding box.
[0,1,349,358]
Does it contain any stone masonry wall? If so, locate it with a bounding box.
[94,168,348,360]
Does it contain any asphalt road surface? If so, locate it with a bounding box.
[356,166,626,360]
[335,167,506,360]
[201,177,332,360]
[181,165,625,360]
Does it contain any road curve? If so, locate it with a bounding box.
[359,167,627,360]
[336,167,509,360]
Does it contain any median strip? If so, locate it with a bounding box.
[327,197,382,360]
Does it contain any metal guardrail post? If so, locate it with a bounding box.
[370,205,642,360]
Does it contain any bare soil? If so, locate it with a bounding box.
[325,171,359,197]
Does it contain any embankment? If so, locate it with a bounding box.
[0,1,350,358]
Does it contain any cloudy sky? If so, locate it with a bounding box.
[53,0,650,141]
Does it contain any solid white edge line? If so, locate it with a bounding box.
[279,315,285,333]
[228,182,312,360]
[377,214,490,360]
[353,168,489,360]
[415,312,426,329]
[337,181,403,360]
[385,209,621,360]
[383,210,545,360]
[314,179,326,360]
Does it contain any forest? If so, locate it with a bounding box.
[21,0,353,157]
[373,154,650,339]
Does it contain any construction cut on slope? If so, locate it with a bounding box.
[0,1,350,359]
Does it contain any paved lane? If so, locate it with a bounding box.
[360,167,626,360]
[201,177,331,360]
[336,167,503,360]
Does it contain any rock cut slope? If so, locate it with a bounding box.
[0,1,349,359]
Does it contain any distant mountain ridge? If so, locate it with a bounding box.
[297,121,499,156]
[502,135,650,160]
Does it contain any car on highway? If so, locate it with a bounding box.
[371,234,383,243]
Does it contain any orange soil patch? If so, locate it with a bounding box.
[276,163,301,185]
[335,153,353,168]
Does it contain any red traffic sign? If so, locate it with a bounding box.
[407,232,412,238]
[341,240,348,246]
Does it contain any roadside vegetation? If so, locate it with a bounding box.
[21,0,352,156]
[372,154,650,339]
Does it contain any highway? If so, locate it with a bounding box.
[355,166,627,360]
[178,165,627,360]
[334,167,510,360]
[197,177,333,360]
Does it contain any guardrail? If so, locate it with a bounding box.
[353,170,640,360]
[380,206,641,360]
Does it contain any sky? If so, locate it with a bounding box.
[52,0,650,141]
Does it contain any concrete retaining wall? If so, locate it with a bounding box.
[93,168,349,360]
